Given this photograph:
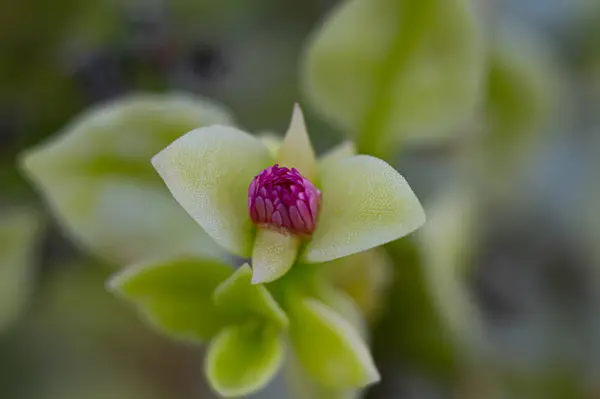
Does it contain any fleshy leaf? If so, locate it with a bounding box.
[0,209,42,331]
[318,141,356,173]
[213,263,289,328]
[303,0,484,145]
[276,104,318,182]
[252,227,301,283]
[288,297,379,389]
[303,155,425,263]
[108,257,233,342]
[20,94,232,264]
[152,125,273,257]
[206,323,284,397]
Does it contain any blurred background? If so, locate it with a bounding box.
[1,0,600,398]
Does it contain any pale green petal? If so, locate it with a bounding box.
[303,155,425,263]
[276,104,317,181]
[206,324,284,397]
[318,141,356,173]
[20,94,232,264]
[303,0,484,143]
[152,126,273,257]
[213,263,289,328]
[288,297,379,389]
[108,257,233,342]
[0,209,42,331]
[252,228,301,284]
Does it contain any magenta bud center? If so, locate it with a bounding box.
[248,164,321,235]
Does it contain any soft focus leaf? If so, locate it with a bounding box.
[0,209,41,331]
[252,227,301,283]
[152,125,273,257]
[418,187,485,348]
[288,297,379,389]
[108,257,233,342]
[20,94,233,264]
[206,323,284,397]
[303,155,425,263]
[276,104,318,182]
[303,0,484,147]
[486,24,557,144]
[213,263,289,328]
[326,248,393,321]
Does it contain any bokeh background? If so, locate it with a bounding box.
[1,0,600,398]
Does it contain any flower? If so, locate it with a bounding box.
[109,256,380,397]
[152,104,425,283]
[248,164,321,236]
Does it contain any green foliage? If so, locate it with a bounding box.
[302,0,485,156]
[109,257,378,397]
[20,94,233,265]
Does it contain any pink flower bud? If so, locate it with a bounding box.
[249,164,321,236]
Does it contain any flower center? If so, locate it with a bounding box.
[248,164,321,235]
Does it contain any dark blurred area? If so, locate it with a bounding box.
[1,0,600,398]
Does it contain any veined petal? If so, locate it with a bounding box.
[152,126,273,257]
[288,297,379,389]
[213,263,289,328]
[206,324,284,397]
[303,155,425,263]
[108,257,233,342]
[276,104,318,182]
[252,228,301,284]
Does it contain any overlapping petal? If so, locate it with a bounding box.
[152,126,273,257]
[303,155,425,263]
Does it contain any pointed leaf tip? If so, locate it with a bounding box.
[277,104,317,181]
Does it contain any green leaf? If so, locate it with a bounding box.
[0,209,42,331]
[108,257,233,342]
[276,104,318,182]
[152,125,273,258]
[206,323,284,397]
[252,227,301,283]
[288,297,379,389]
[303,155,425,263]
[302,0,484,151]
[20,94,233,264]
[213,263,289,328]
